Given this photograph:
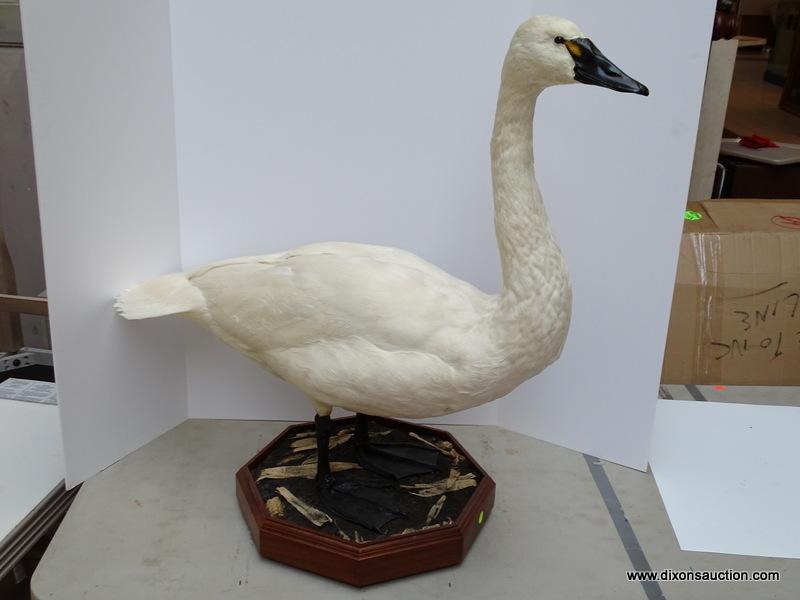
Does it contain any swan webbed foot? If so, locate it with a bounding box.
[316,474,405,534]
[314,412,407,533]
[355,413,442,480]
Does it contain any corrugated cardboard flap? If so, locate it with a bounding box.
[702,199,800,233]
[663,200,800,385]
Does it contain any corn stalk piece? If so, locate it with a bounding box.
[401,469,477,497]
[257,461,360,481]
[275,487,332,527]
[425,495,447,525]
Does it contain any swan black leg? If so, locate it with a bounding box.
[314,414,332,483]
[355,412,370,445]
[313,413,404,534]
[354,412,441,479]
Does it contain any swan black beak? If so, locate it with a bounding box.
[563,37,649,96]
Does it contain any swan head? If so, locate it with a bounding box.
[503,15,649,96]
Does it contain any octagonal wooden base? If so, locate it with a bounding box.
[236,416,495,587]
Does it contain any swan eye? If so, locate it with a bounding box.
[554,36,565,44]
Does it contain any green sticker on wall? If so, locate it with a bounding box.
[684,210,703,221]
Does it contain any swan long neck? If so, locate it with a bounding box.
[492,83,554,298]
[490,79,571,367]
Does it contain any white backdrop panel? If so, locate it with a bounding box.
[21,0,188,487]
[0,399,62,542]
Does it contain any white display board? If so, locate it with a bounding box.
[0,399,62,543]
[22,0,714,485]
[651,400,800,559]
[21,0,188,487]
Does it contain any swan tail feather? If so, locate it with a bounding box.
[115,273,204,320]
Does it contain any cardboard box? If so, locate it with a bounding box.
[662,199,800,385]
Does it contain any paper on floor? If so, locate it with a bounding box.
[0,378,57,405]
[650,399,800,559]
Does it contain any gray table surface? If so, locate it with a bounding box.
[32,420,800,599]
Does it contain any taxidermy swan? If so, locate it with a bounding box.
[116,16,647,530]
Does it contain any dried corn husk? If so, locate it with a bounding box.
[257,461,360,481]
[438,440,464,464]
[402,469,477,497]
[275,487,332,527]
[265,496,284,518]
[334,521,351,541]
[398,522,447,536]
[425,495,446,525]
[408,432,445,453]
[407,432,463,464]
[291,426,354,441]
[277,451,313,466]
[291,432,353,453]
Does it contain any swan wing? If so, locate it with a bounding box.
[188,244,490,355]
[184,244,500,416]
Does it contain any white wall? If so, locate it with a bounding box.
[20,0,187,487]
[170,0,713,469]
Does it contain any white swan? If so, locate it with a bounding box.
[117,15,645,418]
[116,16,646,527]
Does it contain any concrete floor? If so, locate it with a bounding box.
[29,419,800,599]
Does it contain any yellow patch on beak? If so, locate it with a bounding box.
[564,40,583,58]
